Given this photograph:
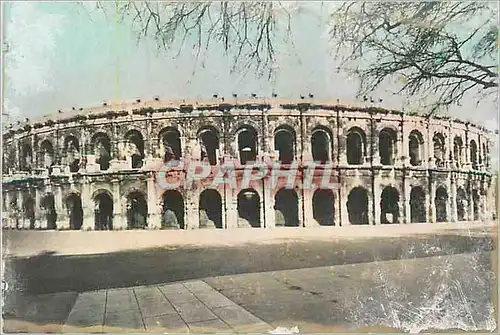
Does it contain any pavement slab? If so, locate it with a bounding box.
[143,313,189,333]
[104,309,144,330]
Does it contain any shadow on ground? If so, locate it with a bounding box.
[4,233,494,296]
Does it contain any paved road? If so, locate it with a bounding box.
[4,229,494,295]
[3,252,496,333]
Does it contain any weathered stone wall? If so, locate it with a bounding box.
[2,99,495,230]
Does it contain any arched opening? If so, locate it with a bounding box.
[347,187,369,225]
[94,192,113,230]
[66,194,83,230]
[433,133,446,167]
[274,126,295,164]
[198,127,219,166]
[4,146,15,174]
[237,126,258,165]
[453,136,464,167]
[380,186,400,224]
[274,188,299,227]
[162,190,184,229]
[346,127,366,165]
[409,130,424,166]
[124,130,145,169]
[126,192,148,229]
[410,186,426,223]
[237,189,260,227]
[39,140,55,171]
[435,186,448,222]
[311,127,332,164]
[20,142,33,171]
[92,133,112,171]
[472,189,480,220]
[470,140,478,170]
[379,128,397,166]
[40,194,57,229]
[312,189,334,226]
[199,189,222,228]
[160,127,182,162]
[64,136,80,172]
[456,187,467,221]
[22,195,36,229]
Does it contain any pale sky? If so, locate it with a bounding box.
[2,1,498,166]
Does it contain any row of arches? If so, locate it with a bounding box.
[12,123,488,174]
[8,184,482,230]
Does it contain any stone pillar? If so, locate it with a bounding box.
[429,181,436,223]
[16,190,23,229]
[468,182,474,221]
[81,179,94,230]
[3,191,11,228]
[55,185,68,229]
[338,127,347,166]
[404,179,411,224]
[302,189,317,227]
[226,190,238,228]
[112,179,125,229]
[450,177,457,222]
[34,188,44,229]
[147,175,161,229]
[445,176,452,223]
[340,183,350,226]
[297,187,304,227]
[371,122,380,166]
[373,177,381,225]
[263,182,275,228]
[184,188,198,230]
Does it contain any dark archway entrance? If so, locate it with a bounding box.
[274,126,295,164]
[456,187,467,221]
[161,128,182,162]
[66,194,83,230]
[238,126,258,165]
[435,187,448,222]
[311,127,332,164]
[92,133,112,171]
[380,186,400,224]
[410,186,426,223]
[346,128,366,165]
[409,130,424,166]
[94,192,113,230]
[237,189,260,227]
[379,128,396,166]
[127,192,148,229]
[274,188,299,227]
[41,194,57,229]
[199,189,222,228]
[125,130,145,169]
[347,187,368,225]
[198,127,219,166]
[162,190,184,229]
[313,189,335,226]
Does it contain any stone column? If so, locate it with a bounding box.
[34,188,44,229]
[338,127,347,166]
[340,183,349,226]
[297,187,304,227]
[147,175,161,229]
[404,179,411,224]
[468,183,474,221]
[185,188,198,230]
[263,182,275,228]
[445,176,452,223]
[373,176,381,225]
[16,190,23,229]
[450,177,457,222]
[3,191,11,228]
[302,189,317,227]
[371,121,380,166]
[226,191,238,228]
[112,179,125,229]
[81,179,94,230]
[429,181,436,223]
[55,184,68,229]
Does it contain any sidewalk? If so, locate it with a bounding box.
[3,250,496,333]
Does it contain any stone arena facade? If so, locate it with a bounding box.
[2,98,496,231]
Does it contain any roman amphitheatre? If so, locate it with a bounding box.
[2,97,495,231]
